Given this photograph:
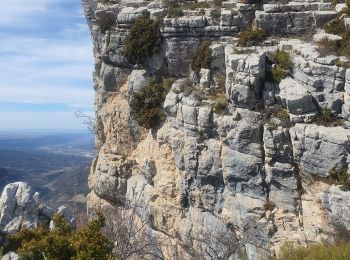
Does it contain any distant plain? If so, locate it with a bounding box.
[0,130,95,211]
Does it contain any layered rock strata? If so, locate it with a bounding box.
[83,0,350,258]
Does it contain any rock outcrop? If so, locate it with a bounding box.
[0,182,52,235]
[83,0,350,259]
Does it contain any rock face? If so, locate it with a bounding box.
[0,182,52,245]
[323,185,350,230]
[83,0,350,259]
[0,182,48,234]
[1,252,19,260]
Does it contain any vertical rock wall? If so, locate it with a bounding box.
[83,0,350,258]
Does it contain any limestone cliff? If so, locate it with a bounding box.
[82,0,350,258]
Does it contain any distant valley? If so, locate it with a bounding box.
[0,131,95,211]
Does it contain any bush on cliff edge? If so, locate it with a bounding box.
[130,77,173,129]
[123,12,162,65]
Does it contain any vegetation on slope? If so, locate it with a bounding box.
[2,213,113,260]
[276,242,350,260]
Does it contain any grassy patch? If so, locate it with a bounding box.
[277,242,350,260]
[208,88,229,114]
[313,107,344,127]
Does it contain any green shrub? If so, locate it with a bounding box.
[97,12,116,33]
[72,214,113,260]
[276,109,289,121]
[314,107,344,127]
[267,66,288,83]
[191,41,212,74]
[268,49,293,71]
[237,28,267,46]
[277,242,350,260]
[5,213,113,260]
[130,78,171,129]
[123,13,162,65]
[266,49,293,83]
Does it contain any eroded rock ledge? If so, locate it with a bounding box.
[83,0,350,258]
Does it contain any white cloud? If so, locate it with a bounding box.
[0,0,54,26]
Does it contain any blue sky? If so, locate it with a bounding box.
[0,0,94,130]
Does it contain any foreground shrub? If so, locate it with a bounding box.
[72,214,113,259]
[237,28,266,46]
[123,13,162,65]
[130,78,171,129]
[267,49,293,83]
[191,41,212,74]
[5,213,113,260]
[277,242,350,260]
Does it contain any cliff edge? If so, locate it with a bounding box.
[82,0,350,258]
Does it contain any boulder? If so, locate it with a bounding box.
[278,77,317,115]
[323,185,350,231]
[0,182,41,234]
[127,69,149,93]
[225,49,265,109]
[290,124,350,178]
